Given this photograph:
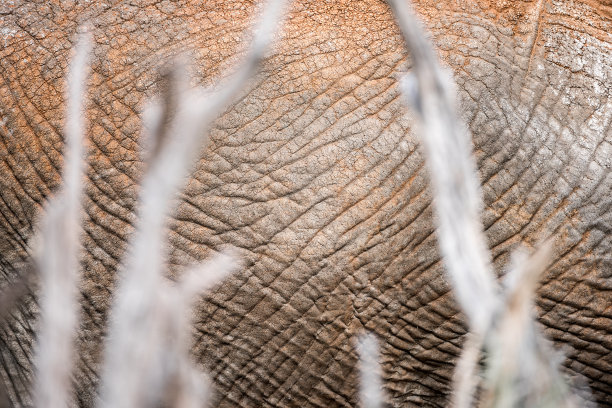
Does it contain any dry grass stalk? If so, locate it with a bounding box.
[387,0,498,336]
[452,331,485,408]
[387,2,496,403]
[32,32,91,408]
[386,0,583,407]
[98,1,287,407]
[357,333,385,408]
[156,251,240,408]
[483,243,576,408]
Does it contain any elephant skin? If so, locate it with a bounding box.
[0,0,610,406]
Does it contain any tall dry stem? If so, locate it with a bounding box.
[483,243,575,408]
[33,32,90,408]
[98,1,288,407]
[386,1,583,407]
[357,333,385,408]
[387,0,498,336]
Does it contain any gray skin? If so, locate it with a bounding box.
[0,0,610,406]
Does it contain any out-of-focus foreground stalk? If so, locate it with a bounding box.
[33,32,90,408]
[386,0,583,407]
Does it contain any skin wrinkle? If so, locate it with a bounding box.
[0,0,611,407]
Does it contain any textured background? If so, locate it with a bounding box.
[0,0,610,406]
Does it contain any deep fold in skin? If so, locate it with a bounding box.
[0,0,610,406]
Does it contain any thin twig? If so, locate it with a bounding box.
[98,1,287,407]
[357,333,385,408]
[386,2,583,407]
[387,2,497,405]
[387,0,498,335]
[451,331,484,408]
[162,251,240,408]
[33,32,91,408]
[484,242,575,408]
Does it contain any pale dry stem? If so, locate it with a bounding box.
[388,0,498,335]
[98,1,287,407]
[357,333,385,408]
[161,251,240,408]
[451,331,484,408]
[388,1,496,403]
[483,242,575,408]
[33,32,91,408]
[387,1,583,407]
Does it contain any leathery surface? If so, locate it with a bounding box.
[0,0,610,406]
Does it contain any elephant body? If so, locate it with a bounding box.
[0,0,610,406]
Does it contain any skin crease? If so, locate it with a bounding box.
[0,0,610,407]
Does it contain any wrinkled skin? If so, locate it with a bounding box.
[0,0,610,406]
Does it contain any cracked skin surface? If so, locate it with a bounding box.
[0,0,611,406]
